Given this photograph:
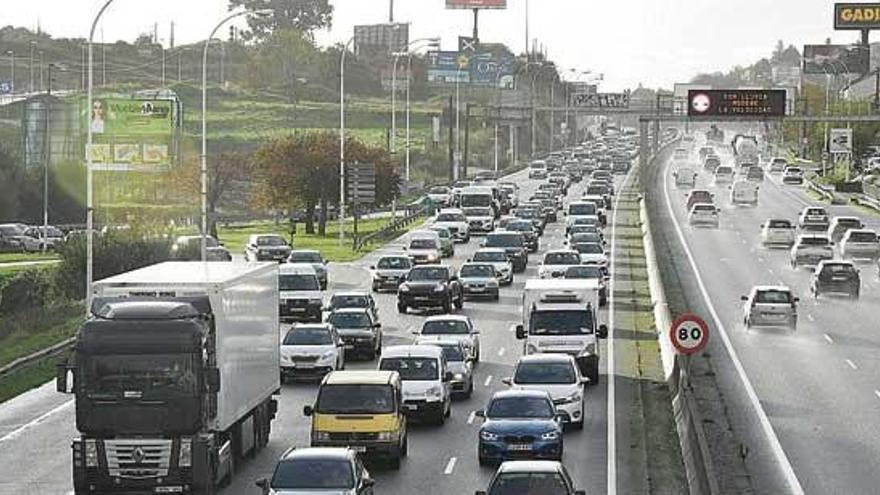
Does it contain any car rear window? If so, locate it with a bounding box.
[755,290,792,304]
[768,220,792,229]
[820,263,856,276]
[849,231,878,243]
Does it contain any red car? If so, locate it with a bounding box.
[686,190,715,211]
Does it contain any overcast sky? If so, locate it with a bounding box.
[2,0,866,91]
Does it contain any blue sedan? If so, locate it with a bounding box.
[476,390,564,465]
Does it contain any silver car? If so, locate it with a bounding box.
[791,234,834,268]
[741,286,798,330]
[370,255,412,292]
[245,234,292,262]
[459,262,501,301]
[471,248,514,285]
[414,314,481,362]
[760,219,796,248]
[415,338,474,398]
[840,229,880,261]
[288,250,328,290]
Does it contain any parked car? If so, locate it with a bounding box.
[810,260,860,299]
[0,223,27,251]
[397,265,464,314]
[741,286,799,330]
[20,225,64,251]
[371,255,412,292]
[280,323,345,382]
[288,249,328,289]
[245,234,292,262]
[255,447,374,495]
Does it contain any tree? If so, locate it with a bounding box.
[229,0,333,42]
[171,152,252,238]
[246,28,316,103]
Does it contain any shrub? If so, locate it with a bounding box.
[0,269,56,316]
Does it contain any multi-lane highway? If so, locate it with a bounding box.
[659,135,880,495]
[0,168,631,495]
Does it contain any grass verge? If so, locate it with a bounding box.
[0,252,60,264]
[0,359,58,405]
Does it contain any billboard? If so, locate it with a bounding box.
[446,0,507,9]
[835,3,880,30]
[830,128,853,154]
[468,53,515,88]
[354,23,409,56]
[85,98,176,171]
[571,92,630,108]
[803,44,870,74]
[687,90,786,118]
[427,51,471,84]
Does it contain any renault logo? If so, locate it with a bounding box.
[132,447,146,464]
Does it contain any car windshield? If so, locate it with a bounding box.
[486,234,523,248]
[431,228,450,238]
[571,226,600,236]
[716,167,733,174]
[272,458,353,490]
[805,209,826,216]
[461,195,493,207]
[820,264,856,277]
[835,219,862,229]
[487,396,554,419]
[464,207,493,217]
[754,290,792,304]
[410,239,438,250]
[279,274,319,291]
[571,234,601,244]
[515,362,577,385]
[573,243,603,255]
[849,231,878,242]
[569,204,596,215]
[378,257,411,269]
[545,252,581,265]
[422,319,469,335]
[508,222,533,232]
[694,205,715,212]
[566,266,603,279]
[379,357,439,381]
[474,251,508,262]
[529,310,594,335]
[408,267,447,281]
[460,265,496,278]
[437,213,466,222]
[573,217,598,226]
[283,327,333,346]
[330,295,370,309]
[328,312,371,328]
[289,252,322,263]
[768,220,792,229]
[0,226,22,236]
[256,236,286,246]
[316,384,395,414]
[786,168,803,174]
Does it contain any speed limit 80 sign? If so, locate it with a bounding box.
[669,313,710,355]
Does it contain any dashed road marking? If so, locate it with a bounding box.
[467,411,476,425]
[807,314,815,322]
[497,347,506,357]
[444,457,457,475]
[824,333,834,344]
[484,375,493,387]
[846,359,858,370]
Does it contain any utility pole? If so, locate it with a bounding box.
[525,0,530,60]
[81,45,86,90]
[43,63,53,253]
[6,51,13,94]
[463,102,471,178]
[473,8,480,41]
[389,0,394,22]
[38,50,44,92]
[29,41,35,94]
[448,95,455,181]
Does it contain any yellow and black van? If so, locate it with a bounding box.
[303,370,408,468]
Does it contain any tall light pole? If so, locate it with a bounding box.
[202,10,269,261]
[339,36,355,245]
[38,50,44,92]
[43,63,55,253]
[29,41,35,94]
[392,38,440,183]
[5,51,13,94]
[86,0,116,317]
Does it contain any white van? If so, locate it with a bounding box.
[529,160,548,179]
[407,230,442,265]
[378,345,452,425]
[730,180,759,206]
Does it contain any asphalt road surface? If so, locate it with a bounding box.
[660,137,880,495]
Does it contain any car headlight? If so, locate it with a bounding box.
[426,385,442,398]
[319,350,336,361]
[313,431,331,442]
[85,439,98,467]
[488,280,499,287]
[561,391,582,404]
[541,431,560,441]
[480,430,500,441]
[433,284,446,293]
[400,284,411,292]
[376,431,398,441]
[178,438,192,468]
[427,253,439,261]
[309,298,322,305]
[453,373,464,381]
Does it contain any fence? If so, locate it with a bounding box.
[352,204,428,252]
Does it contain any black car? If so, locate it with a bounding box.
[484,232,528,273]
[810,260,860,299]
[506,220,539,253]
[397,265,464,314]
[514,208,545,235]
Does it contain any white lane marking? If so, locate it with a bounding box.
[443,457,457,475]
[807,314,815,323]
[875,390,880,400]
[662,160,805,495]
[758,257,765,263]
[824,333,834,344]
[0,399,74,444]
[497,347,506,357]
[484,375,493,387]
[846,359,858,370]
[767,269,775,276]
[467,411,476,425]
[607,150,638,495]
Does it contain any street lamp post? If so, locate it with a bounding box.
[29,41,35,94]
[455,67,463,180]
[5,51,12,94]
[202,10,268,261]
[339,37,355,245]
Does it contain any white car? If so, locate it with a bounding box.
[566,201,602,233]
[761,219,796,248]
[713,166,735,185]
[378,345,452,425]
[790,234,834,268]
[538,249,582,279]
[20,225,64,251]
[414,314,481,362]
[741,286,798,330]
[673,167,698,188]
[688,203,720,228]
[434,208,471,243]
[471,248,514,285]
[768,157,788,173]
[279,264,324,323]
[840,229,880,260]
[463,206,496,234]
[580,195,608,225]
[279,323,344,382]
[503,354,588,429]
[415,338,474,398]
[427,186,453,207]
[827,216,864,242]
[730,180,759,206]
[782,166,804,185]
[571,242,607,266]
[798,206,830,231]
[406,231,442,265]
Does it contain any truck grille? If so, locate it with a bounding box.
[105,439,172,479]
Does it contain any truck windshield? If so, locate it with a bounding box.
[529,310,594,335]
[437,213,466,222]
[463,207,493,217]
[316,384,395,414]
[379,357,439,381]
[280,274,319,291]
[84,354,197,399]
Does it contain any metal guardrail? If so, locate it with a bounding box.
[806,178,836,202]
[353,205,428,252]
[0,337,74,379]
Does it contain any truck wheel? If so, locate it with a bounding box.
[397,302,407,314]
[587,363,600,386]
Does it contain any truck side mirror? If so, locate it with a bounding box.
[204,368,221,393]
[597,324,609,339]
[515,324,526,340]
[56,362,72,394]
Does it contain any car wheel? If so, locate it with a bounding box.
[454,293,464,310]
[397,302,407,314]
[492,291,500,302]
[401,433,408,457]
[466,380,474,398]
[478,453,490,466]
[573,403,585,430]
